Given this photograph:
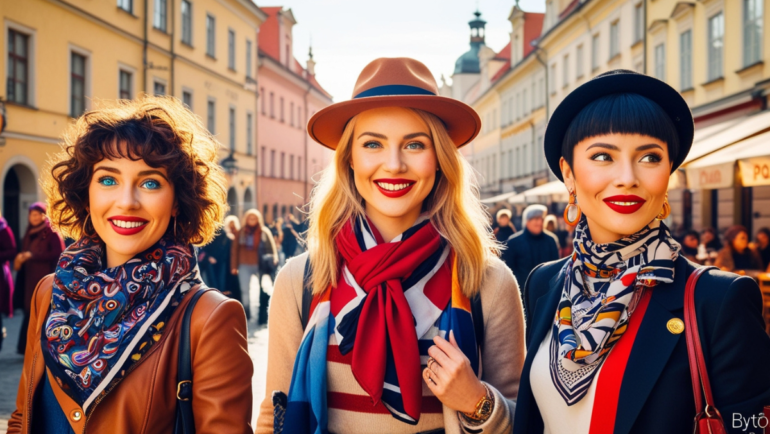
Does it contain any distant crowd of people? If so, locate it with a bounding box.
[197,210,308,326]
[492,204,770,280]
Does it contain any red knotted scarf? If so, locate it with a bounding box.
[335,218,445,422]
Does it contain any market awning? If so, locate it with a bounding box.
[686,130,770,188]
[481,191,520,204]
[521,180,569,197]
[684,110,770,164]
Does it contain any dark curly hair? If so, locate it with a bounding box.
[44,96,228,245]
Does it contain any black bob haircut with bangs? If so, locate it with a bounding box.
[561,93,680,168]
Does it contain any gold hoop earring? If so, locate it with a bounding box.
[656,196,671,220]
[564,191,582,227]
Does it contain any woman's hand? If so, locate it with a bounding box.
[423,331,486,414]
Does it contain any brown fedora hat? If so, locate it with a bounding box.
[307,57,482,150]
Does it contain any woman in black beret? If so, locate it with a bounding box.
[513,70,770,434]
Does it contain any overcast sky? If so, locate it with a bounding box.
[271,0,546,101]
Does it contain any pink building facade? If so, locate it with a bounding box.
[256,7,333,224]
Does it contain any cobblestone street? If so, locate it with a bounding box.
[0,277,272,434]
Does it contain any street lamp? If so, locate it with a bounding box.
[221,151,238,176]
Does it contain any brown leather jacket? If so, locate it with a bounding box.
[8,274,253,434]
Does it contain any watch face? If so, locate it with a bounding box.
[480,399,493,415]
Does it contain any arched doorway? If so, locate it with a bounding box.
[3,164,38,243]
[227,187,238,217]
[243,188,254,213]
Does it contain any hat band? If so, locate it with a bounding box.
[354,84,435,99]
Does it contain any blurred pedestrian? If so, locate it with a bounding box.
[493,208,517,242]
[752,227,770,270]
[680,230,701,262]
[0,212,16,353]
[715,225,763,273]
[543,215,564,251]
[502,204,559,288]
[271,217,285,268]
[9,96,251,433]
[282,213,301,259]
[13,202,63,355]
[231,209,277,323]
[700,226,722,253]
[200,215,239,300]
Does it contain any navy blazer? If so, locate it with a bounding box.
[513,256,770,434]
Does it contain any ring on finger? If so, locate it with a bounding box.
[427,357,436,370]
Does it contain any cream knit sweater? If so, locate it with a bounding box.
[255,252,526,434]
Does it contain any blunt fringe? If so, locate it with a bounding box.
[45,96,228,245]
[562,93,680,167]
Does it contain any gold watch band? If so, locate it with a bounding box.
[461,384,494,423]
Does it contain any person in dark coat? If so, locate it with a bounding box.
[282,214,301,259]
[502,204,559,286]
[13,202,64,354]
[200,215,241,301]
[493,208,517,243]
[0,214,16,353]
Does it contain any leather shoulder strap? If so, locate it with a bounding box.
[175,287,210,434]
[684,266,719,413]
[471,293,484,356]
[300,257,313,330]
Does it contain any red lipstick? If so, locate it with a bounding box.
[603,195,646,214]
[108,215,149,236]
[373,178,416,198]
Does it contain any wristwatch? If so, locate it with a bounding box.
[461,384,495,424]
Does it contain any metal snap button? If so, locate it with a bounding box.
[71,410,82,421]
[667,318,685,334]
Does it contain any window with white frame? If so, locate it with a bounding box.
[70,52,87,117]
[228,29,235,70]
[246,113,253,155]
[118,0,132,13]
[290,101,294,126]
[743,0,763,66]
[154,0,167,32]
[707,12,724,81]
[207,99,215,133]
[515,93,520,120]
[680,30,692,90]
[229,107,235,151]
[181,0,192,45]
[591,33,600,71]
[8,29,30,105]
[206,14,216,57]
[549,64,556,94]
[562,54,569,88]
[182,90,192,108]
[634,3,644,43]
[246,40,253,78]
[576,44,584,78]
[654,43,666,81]
[609,21,620,59]
[523,89,528,115]
[119,70,132,99]
[153,80,165,96]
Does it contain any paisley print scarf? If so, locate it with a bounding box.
[41,234,202,411]
[550,217,680,405]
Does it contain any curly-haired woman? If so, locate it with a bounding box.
[256,58,525,434]
[9,97,253,434]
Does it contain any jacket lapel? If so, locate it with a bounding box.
[613,257,690,434]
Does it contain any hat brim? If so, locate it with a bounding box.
[544,72,694,181]
[307,95,482,150]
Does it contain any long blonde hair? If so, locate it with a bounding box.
[306,108,500,296]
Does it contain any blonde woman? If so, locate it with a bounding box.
[256,58,525,434]
[231,209,277,323]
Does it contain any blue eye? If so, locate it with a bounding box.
[363,141,381,149]
[406,142,425,150]
[142,179,161,190]
[98,177,117,186]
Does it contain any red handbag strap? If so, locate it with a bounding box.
[684,266,719,415]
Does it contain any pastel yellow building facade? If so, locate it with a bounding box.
[1,0,265,240]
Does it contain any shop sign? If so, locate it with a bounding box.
[739,157,770,186]
[686,162,734,189]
